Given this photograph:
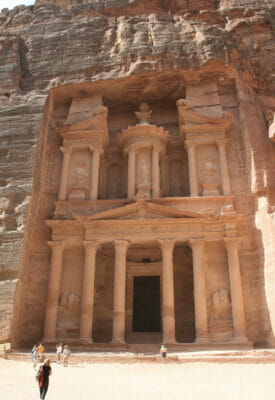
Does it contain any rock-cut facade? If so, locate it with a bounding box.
[0,0,274,350]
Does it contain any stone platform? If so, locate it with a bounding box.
[2,349,275,364]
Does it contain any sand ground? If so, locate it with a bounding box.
[0,358,274,400]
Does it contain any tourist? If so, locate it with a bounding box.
[63,344,71,367]
[37,343,45,360]
[37,358,52,400]
[56,342,63,363]
[160,344,167,361]
[31,343,38,366]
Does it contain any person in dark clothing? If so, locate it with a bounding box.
[38,359,52,400]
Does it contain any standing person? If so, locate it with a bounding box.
[63,344,71,367]
[56,343,63,364]
[31,343,38,366]
[37,343,45,361]
[160,344,167,361]
[37,359,52,400]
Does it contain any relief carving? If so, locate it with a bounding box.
[265,109,275,142]
[201,158,219,196]
[210,288,232,323]
[69,162,88,200]
[59,291,81,313]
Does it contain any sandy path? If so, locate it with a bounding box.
[0,358,274,400]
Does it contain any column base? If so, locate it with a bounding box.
[162,337,177,345]
[267,337,275,348]
[79,338,93,344]
[231,336,249,344]
[111,339,126,345]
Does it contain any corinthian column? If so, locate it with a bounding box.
[79,241,100,342]
[188,238,209,343]
[112,240,129,343]
[58,147,72,200]
[89,148,101,200]
[224,237,248,342]
[186,143,199,197]
[159,239,176,344]
[152,147,160,198]
[43,241,64,342]
[127,149,136,200]
[217,140,231,195]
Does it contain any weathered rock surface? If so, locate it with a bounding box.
[0,0,274,346]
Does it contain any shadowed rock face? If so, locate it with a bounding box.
[0,0,274,346]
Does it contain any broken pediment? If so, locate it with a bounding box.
[74,200,207,222]
[56,105,109,147]
[176,99,233,142]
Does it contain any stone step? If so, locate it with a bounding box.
[2,349,275,364]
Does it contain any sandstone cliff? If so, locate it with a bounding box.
[0,0,274,346]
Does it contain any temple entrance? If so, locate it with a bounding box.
[132,276,161,332]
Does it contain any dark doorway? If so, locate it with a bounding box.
[133,276,161,332]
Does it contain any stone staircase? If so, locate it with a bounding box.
[2,349,275,364]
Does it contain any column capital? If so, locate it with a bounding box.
[152,144,163,153]
[47,240,65,250]
[83,241,101,251]
[188,238,205,249]
[125,145,137,155]
[113,240,130,252]
[223,236,241,250]
[159,238,175,251]
[185,141,196,149]
[216,139,228,147]
[60,146,72,154]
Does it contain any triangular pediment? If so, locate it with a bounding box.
[74,200,207,222]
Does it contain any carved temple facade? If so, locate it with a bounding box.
[41,94,252,349]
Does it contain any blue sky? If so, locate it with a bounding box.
[0,0,35,10]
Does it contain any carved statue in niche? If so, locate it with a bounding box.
[210,288,232,322]
[69,161,88,200]
[59,291,81,313]
[72,163,88,186]
[203,159,217,183]
[136,152,151,199]
[201,158,219,196]
[135,103,152,125]
[265,109,275,142]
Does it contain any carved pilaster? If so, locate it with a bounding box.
[188,238,209,343]
[224,237,248,342]
[79,241,100,342]
[89,147,102,200]
[217,140,231,196]
[127,149,136,200]
[159,239,176,344]
[186,143,199,197]
[112,240,130,343]
[152,146,160,198]
[43,241,65,342]
[58,146,72,200]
